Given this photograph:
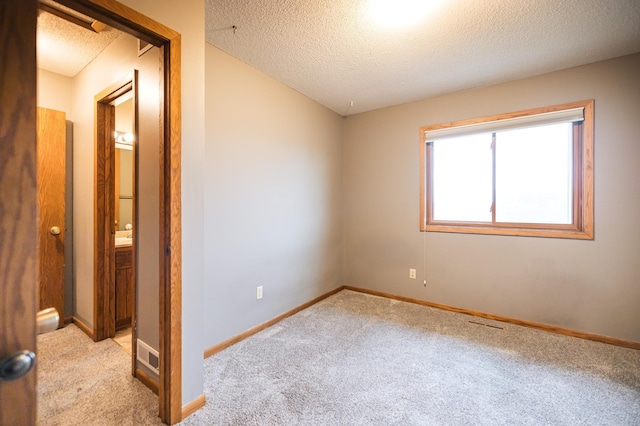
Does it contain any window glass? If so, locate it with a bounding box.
[432,133,492,222]
[495,123,573,224]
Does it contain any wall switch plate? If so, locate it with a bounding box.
[256,286,263,300]
[409,268,416,279]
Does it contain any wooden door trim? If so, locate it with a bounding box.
[94,77,133,342]
[60,0,183,423]
[159,26,182,426]
[0,0,38,423]
[130,70,139,389]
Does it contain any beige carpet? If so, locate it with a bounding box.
[183,290,640,425]
[37,324,162,426]
[38,291,640,425]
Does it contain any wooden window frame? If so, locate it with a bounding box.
[419,100,594,239]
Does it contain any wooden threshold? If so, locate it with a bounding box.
[344,286,640,350]
[204,286,343,358]
[181,395,206,420]
[135,368,159,395]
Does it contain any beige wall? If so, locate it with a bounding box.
[114,97,133,134]
[37,69,73,116]
[119,0,206,405]
[203,45,344,347]
[343,53,640,342]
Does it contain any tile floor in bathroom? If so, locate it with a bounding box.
[113,327,133,355]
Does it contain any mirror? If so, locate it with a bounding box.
[114,96,134,232]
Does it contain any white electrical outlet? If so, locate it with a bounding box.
[256,286,263,300]
[409,268,416,279]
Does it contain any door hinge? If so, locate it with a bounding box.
[165,245,171,256]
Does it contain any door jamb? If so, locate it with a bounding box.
[94,78,133,342]
[57,0,183,423]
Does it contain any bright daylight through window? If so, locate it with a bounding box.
[420,100,594,239]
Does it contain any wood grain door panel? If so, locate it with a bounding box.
[37,107,66,327]
[115,246,133,330]
[0,0,38,423]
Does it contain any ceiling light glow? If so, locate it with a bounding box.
[368,0,443,28]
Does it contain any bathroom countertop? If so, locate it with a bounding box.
[115,237,133,248]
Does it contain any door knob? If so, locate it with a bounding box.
[0,350,36,381]
[0,308,59,382]
[50,226,61,235]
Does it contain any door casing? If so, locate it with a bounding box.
[93,76,140,378]
[94,78,134,342]
[50,0,183,423]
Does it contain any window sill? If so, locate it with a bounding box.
[423,223,594,240]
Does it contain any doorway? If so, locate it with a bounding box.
[1,0,182,423]
[113,94,136,355]
[42,0,182,423]
[93,79,138,365]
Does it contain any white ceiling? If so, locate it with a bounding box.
[206,0,640,116]
[37,1,120,77]
[36,0,640,112]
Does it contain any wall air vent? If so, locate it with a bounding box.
[137,339,160,375]
[468,320,504,330]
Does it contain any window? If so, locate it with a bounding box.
[420,100,594,239]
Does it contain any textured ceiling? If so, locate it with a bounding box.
[37,1,120,77]
[206,0,640,116]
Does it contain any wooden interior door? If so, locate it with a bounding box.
[94,94,117,342]
[0,0,38,424]
[37,107,66,327]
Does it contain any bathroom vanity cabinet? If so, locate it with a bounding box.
[115,245,134,330]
